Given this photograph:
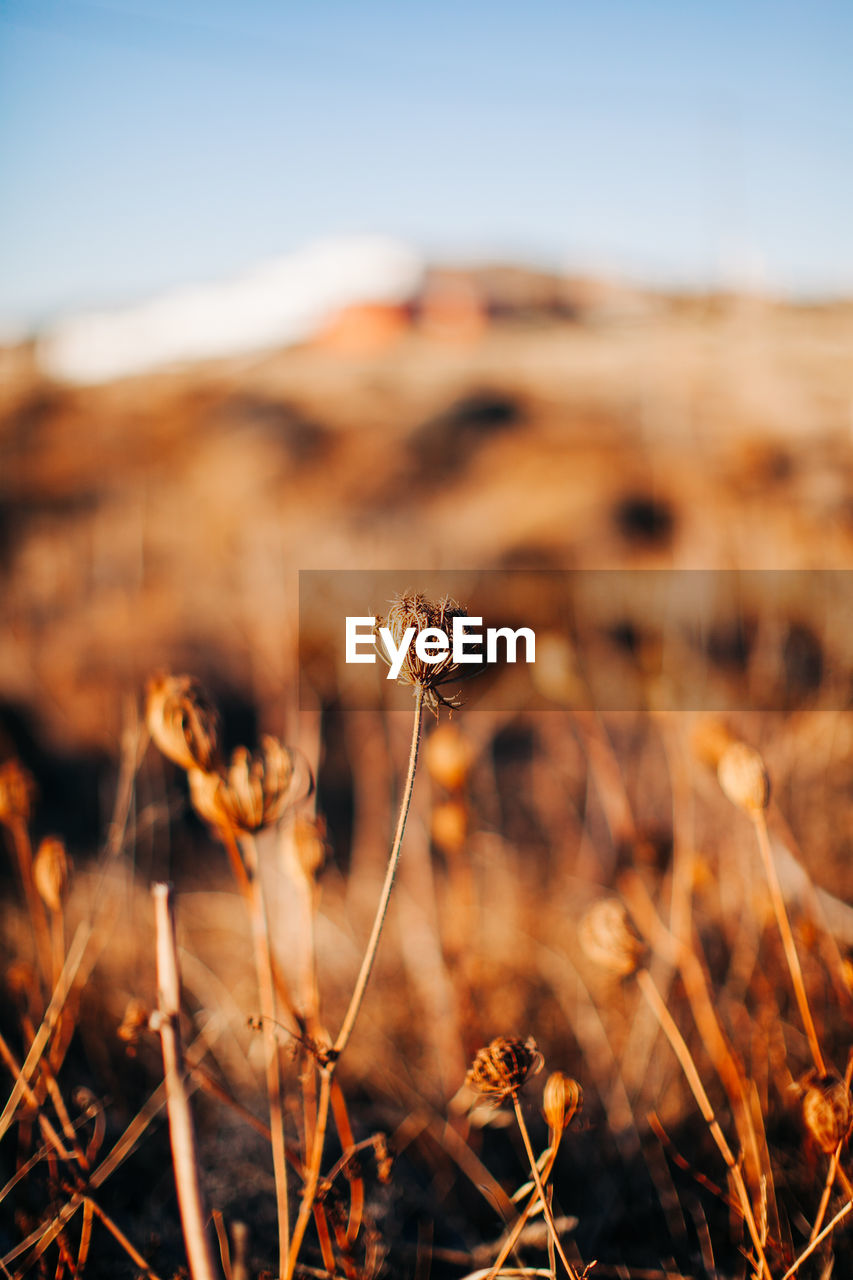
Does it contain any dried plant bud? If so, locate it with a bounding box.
[430,798,468,854]
[372,1133,393,1184]
[580,899,646,977]
[118,998,152,1048]
[801,1071,853,1154]
[425,724,473,791]
[33,837,70,913]
[375,592,474,715]
[216,737,305,834]
[292,815,327,880]
[466,1035,543,1100]
[543,1072,583,1134]
[145,674,221,774]
[0,759,35,826]
[717,741,770,815]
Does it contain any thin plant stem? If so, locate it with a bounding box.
[234,831,291,1280]
[751,810,826,1076]
[486,1137,563,1279]
[782,1197,853,1280]
[636,968,772,1280]
[286,687,425,1278]
[152,883,221,1280]
[10,817,53,988]
[510,1095,578,1280]
[333,685,425,1059]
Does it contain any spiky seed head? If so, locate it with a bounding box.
[466,1035,543,1100]
[717,741,770,814]
[33,836,70,913]
[425,723,473,790]
[145,674,221,774]
[0,759,35,826]
[580,898,646,977]
[801,1071,853,1154]
[542,1071,583,1134]
[375,592,474,715]
[216,736,304,834]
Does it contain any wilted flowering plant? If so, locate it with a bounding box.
[375,591,477,714]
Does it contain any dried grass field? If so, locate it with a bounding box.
[3,285,853,1279]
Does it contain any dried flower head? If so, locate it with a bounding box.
[215,736,304,834]
[425,724,473,791]
[580,899,646,977]
[542,1071,583,1134]
[717,741,770,814]
[33,836,70,913]
[375,592,475,715]
[0,759,35,827]
[466,1035,543,1100]
[801,1070,853,1154]
[145,674,221,774]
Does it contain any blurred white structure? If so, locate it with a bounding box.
[38,235,424,384]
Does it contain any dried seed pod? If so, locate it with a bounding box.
[33,836,70,913]
[430,798,468,854]
[801,1071,852,1154]
[375,592,474,715]
[580,899,646,977]
[542,1071,583,1134]
[216,737,303,834]
[425,724,473,791]
[466,1035,543,1100]
[145,674,221,773]
[0,759,35,826]
[717,741,770,814]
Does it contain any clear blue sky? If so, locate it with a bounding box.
[2,0,852,332]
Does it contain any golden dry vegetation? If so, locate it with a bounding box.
[3,282,853,1279]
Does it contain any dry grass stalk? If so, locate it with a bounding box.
[152,882,222,1280]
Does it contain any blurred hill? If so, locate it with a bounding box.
[2,267,853,762]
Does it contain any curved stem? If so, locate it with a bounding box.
[637,968,772,1280]
[510,1094,578,1279]
[333,685,425,1059]
[486,1135,563,1279]
[286,688,425,1278]
[751,810,826,1076]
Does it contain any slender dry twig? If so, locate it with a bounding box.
[636,969,772,1280]
[510,1094,579,1280]
[285,685,425,1279]
[751,809,827,1076]
[153,882,222,1280]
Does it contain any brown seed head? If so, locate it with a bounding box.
[717,741,770,814]
[216,736,303,834]
[33,836,70,913]
[580,898,646,977]
[145,674,221,774]
[542,1071,583,1134]
[466,1035,543,1100]
[376,592,474,714]
[801,1071,853,1154]
[0,759,35,827]
[425,724,473,790]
